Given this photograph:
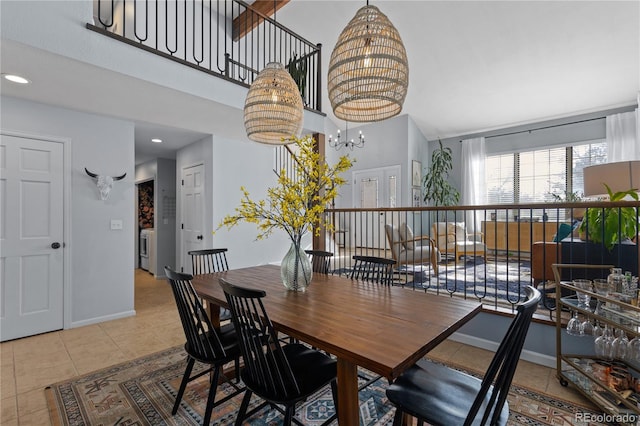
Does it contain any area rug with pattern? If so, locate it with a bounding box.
[335,258,532,305]
[46,345,605,426]
[397,257,533,303]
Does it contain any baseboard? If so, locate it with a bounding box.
[449,332,556,369]
[69,310,136,329]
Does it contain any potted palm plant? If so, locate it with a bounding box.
[423,140,459,207]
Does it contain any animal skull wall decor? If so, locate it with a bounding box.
[85,168,126,200]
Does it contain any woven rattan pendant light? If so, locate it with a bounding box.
[243,0,303,144]
[244,62,304,144]
[328,2,409,122]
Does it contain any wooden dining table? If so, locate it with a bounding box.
[192,264,482,426]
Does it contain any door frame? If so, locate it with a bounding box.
[352,165,402,208]
[135,177,155,270]
[1,129,72,330]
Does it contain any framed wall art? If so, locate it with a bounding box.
[412,187,421,207]
[412,160,422,187]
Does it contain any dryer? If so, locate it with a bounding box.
[140,228,155,274]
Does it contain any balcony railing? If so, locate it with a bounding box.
[321,201,640,316]
[88,0,322,111]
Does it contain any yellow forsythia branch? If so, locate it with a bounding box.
[217,135,353,242]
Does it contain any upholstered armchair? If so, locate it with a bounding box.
[385,224,440,275]
[432,222,486,261]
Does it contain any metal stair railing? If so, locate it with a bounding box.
[88,0,322,112]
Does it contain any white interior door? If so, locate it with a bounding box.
[181,164,205,273]
[353,166,401,249]
[1,134,64,341]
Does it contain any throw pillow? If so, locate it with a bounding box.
[446,223,467,243]
[454,223,467,241]
[399,223,415,250]
[386,224,403,257]
[552,223,573,242]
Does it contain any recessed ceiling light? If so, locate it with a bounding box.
[2,74,30,84]
[151,138,162,143]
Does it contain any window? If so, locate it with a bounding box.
[571,142,608,195]
[486,141,607,219]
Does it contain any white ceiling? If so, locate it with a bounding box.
[1,1,638,163]
[279,0,639,138]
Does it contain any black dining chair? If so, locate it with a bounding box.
[188,248,229,274]
[164,267,243,426]
[188,248,232,321]
[386,286,541,426]
[349,255,397,388]
[349,255,396,285]
[219,278,338,426]
[305,249,333,274]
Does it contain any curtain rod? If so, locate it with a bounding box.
[459,116,605,142]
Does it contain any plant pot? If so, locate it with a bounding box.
[280,242,312,291]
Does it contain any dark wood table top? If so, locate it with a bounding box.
[193,264,482,380]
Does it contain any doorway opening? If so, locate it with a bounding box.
[137,179,155,274]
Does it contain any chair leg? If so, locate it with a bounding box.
[202,365,221,426]
[283,405,295,426]
[172,357,196,415]
[234,357,240,383]
[235,390,252,426]
[392,409,403,426]
[330,379,338,414]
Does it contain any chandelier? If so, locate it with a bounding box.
[328,122,365,150]
[327,1,409,123]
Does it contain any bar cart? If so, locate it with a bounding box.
[554,263,640,422]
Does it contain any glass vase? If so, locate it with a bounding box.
[280,241,312,291]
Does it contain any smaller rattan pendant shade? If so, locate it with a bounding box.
[328,5,409,122]
[244,62,304,144]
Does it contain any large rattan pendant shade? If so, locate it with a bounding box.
[244,62,304,144]
[328,5,409,122]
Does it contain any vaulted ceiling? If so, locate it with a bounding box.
[2,1,638,163]
[277,0,638,140]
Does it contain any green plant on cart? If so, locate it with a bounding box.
[579,184,639,251]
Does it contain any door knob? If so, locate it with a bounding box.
[51,242,61,249]
[197,235,203,240]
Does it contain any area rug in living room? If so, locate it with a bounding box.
[400,257,532,302]
[46,345,603,426]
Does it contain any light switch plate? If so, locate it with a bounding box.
[110,219,123,230]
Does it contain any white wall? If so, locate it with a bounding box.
[176,135,310,271]
[1,96,135,327]
[327,114,427,208]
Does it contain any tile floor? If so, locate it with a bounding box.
[1,269,594,425]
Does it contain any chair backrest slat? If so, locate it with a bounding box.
[189,248,229,275]
[350,255,395,285]
[305,250,333,274]
[465,286,540,426]
[164,267,227,360]
[220,278,301,399]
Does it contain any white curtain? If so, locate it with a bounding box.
[607,110,639,161]
[461,137,486,233]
